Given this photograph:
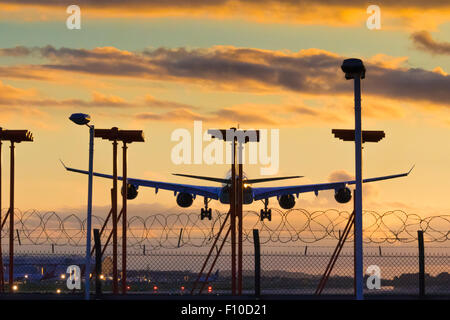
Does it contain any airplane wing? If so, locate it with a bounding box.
[253,166,414,200]
[61,162,221,200]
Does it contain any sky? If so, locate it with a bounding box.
[0,0,449,223]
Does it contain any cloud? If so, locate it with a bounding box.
[2,1,450,29]
[144,95,198,109]
[1,45,449,125]
[12,45,446,108]
[411,31,450,55]
[135,108,209,122]
[0,81,200,112]
[132,101,352,126]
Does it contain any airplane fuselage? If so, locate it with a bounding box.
[218,184,254,205]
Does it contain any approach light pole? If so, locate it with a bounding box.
[207,128,259,295]
[94,128,145,295]
[341,58,366,300]
[0,127,34,293]
[69,113,94,300]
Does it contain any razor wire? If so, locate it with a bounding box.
[1,208,449,249]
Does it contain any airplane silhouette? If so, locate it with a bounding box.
[61,161,413,221]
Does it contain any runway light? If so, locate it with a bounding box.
[56,289,61,294]
[12,285,18,291]
[60,274,66,280]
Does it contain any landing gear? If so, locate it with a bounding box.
[260,198,271,221]
[201,197,212,220]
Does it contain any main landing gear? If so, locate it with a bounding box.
[201,197,212,220]
[260,198,271,221]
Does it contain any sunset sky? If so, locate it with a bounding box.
[0,0,449,220]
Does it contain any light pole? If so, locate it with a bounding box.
[0,128,33,293]
[341,58,366,300]
[69,113,94,301]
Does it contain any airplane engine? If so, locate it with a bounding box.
[334,187,352,203]
[176,192,194,208]
[121,184,138,200]
[278,194,296,209]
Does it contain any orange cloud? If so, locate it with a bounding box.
[411,31,450,55]
[3,45,449,109]
[1,1,450,29]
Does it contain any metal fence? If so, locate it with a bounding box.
[3,247,449,296]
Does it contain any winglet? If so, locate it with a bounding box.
[59,159,68,170]
[407,164,415,175]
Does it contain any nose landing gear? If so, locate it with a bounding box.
[260,198,271,221]
[201,197,212,220]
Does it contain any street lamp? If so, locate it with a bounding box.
[69,113,94,301]
[341,58,365,300]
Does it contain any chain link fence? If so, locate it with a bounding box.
[2,246,449,296]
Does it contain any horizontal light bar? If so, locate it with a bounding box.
[94,127,145,143]
[208,128,260,143]
[332,129,385,143]
[0,128,34,142]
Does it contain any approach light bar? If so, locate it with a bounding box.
[94,127,145,143]
[0,128,34,143]
[332,129,385,143]
[208,128,260,143]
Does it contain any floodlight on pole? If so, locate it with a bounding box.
[341,58,365,300]
[69,113,94,301]
[69,113,91,126]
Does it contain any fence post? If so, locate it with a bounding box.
[418,230,425,298]
[253,229,260,298]
[94,228,102,298]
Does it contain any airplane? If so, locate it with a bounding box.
[61,161,413,221]
[2,256,90,283]
[199,269,219,283]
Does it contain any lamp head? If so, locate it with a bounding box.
[69,113,91,125]
[341,58,365,80]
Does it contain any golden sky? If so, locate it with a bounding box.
[0,0,449,220]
